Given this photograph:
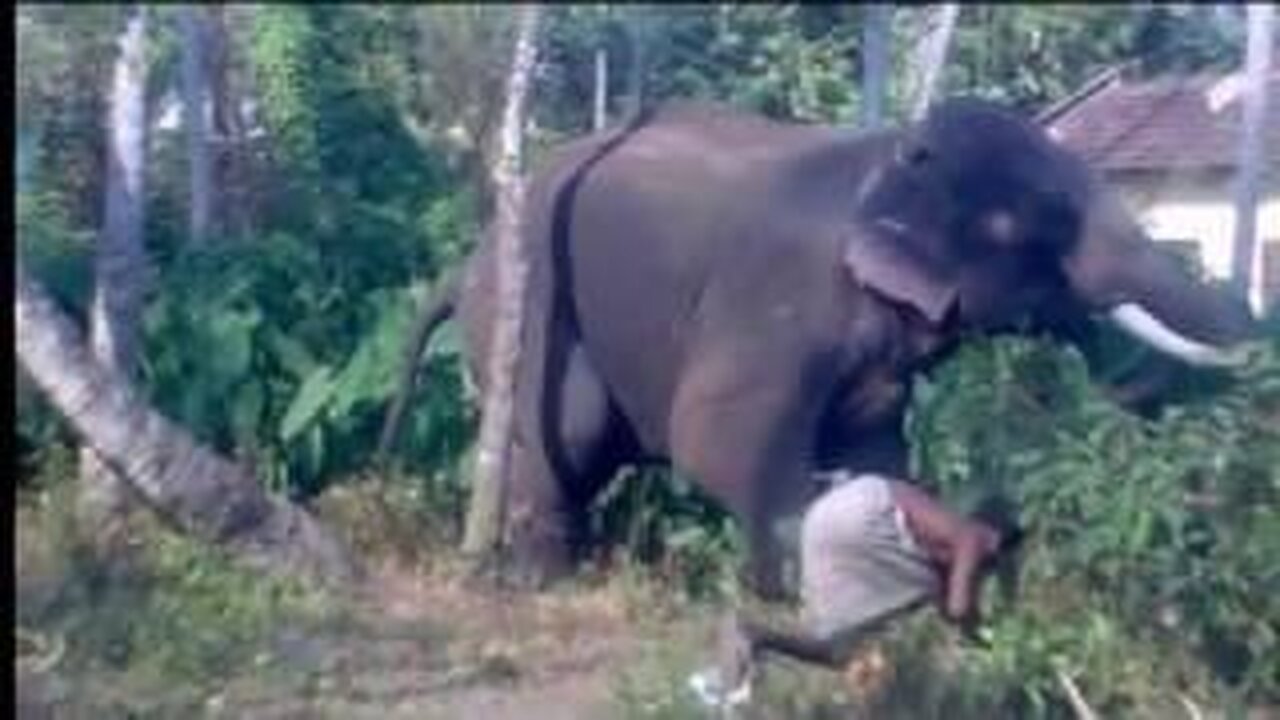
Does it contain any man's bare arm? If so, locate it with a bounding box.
[944,530,989,621]
[886,480,999,623]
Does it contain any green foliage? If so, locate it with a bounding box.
[16,483,336,704]
[629,5,861,124]
[935,5,1241,113]
[141,232,476,499]
[939,5,1135,112]
[1131,5,1244,77]
[909,332,1280,710]
[247,6,322,179]
[16,187,93,323]
[589,468,744,602]
[16,184,91,483]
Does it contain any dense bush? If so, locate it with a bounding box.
[139,233,476,500]
[906,326,1280,712]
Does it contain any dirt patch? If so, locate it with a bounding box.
[16,554,667,720]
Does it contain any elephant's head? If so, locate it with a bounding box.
[845,98,1258,367]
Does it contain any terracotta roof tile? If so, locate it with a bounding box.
[1047,72,1280,172]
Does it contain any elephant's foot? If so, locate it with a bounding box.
[458,539,572,594]
[498,508,577,591]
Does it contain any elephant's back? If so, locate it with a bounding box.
[561,109,851,453]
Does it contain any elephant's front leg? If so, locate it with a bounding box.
[669,367,822,602]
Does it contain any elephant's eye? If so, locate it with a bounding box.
[980,209,1020,246]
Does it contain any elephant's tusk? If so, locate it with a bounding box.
[1108,303,1249,368]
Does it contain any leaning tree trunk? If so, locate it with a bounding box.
[81,6,150,526]
[908,3,960,121]
[17,265,355,587]
[861,4,892,129]
[180,5,214,245]
[1231,3,1274,309]
[462,4,543,559]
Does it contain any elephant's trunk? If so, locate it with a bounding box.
[1063,188,1258,367]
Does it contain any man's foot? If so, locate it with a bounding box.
[688,612,755,708]
[717,612,754,691]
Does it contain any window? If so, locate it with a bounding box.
[1262,240,1280,314]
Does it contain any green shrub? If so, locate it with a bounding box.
[909,329,1280,711]
[16,482,338,708]
[589,468,744,603]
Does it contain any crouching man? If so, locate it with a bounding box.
[690,471,1024,707]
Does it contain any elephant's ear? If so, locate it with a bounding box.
[843,220,958,325]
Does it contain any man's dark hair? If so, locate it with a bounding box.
[970,493,1026,556]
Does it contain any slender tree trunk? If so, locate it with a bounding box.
[909,3,960,121]
[861,4,892,129]
[17,265,355,587]
[81,6,150,525]
[1231,3,1274,309]
[625,8,645,118]
[210,5,250,239]
[462,4,543,558]
[593,45,609,131]
[181,6,214,245]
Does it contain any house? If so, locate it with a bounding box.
[1040,68,1280,314]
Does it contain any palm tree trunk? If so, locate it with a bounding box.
[462,4,542,558]
[180,5,214,245]
[17,265,355,587]
[81,6,150,524]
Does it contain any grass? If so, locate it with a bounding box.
[16,473,351,718]
[15,454,1277,719]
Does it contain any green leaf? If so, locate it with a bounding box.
[279,366,335,442]
[426,321,461,359]
[265,331,319,379]
[231,382,266,449]
[204,308,260,386]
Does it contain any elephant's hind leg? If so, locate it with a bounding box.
[503,434,577,587]
[505,343,623,586]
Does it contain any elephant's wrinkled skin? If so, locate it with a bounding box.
[442,99,1256,599]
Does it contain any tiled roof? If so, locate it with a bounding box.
[1044,71,1280,172]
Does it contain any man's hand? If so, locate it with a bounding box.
[944,582,975,623]
[943,528,990,621]
[935,592,988,645]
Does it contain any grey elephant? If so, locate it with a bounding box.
[384,98,1257,599]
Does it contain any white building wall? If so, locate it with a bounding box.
[1115,175,1279,313]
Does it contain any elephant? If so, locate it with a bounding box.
[386,98,1258,600]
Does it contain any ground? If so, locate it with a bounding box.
[16,550,881,719]
[16,481,880,720]
[23,478,1270,719]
